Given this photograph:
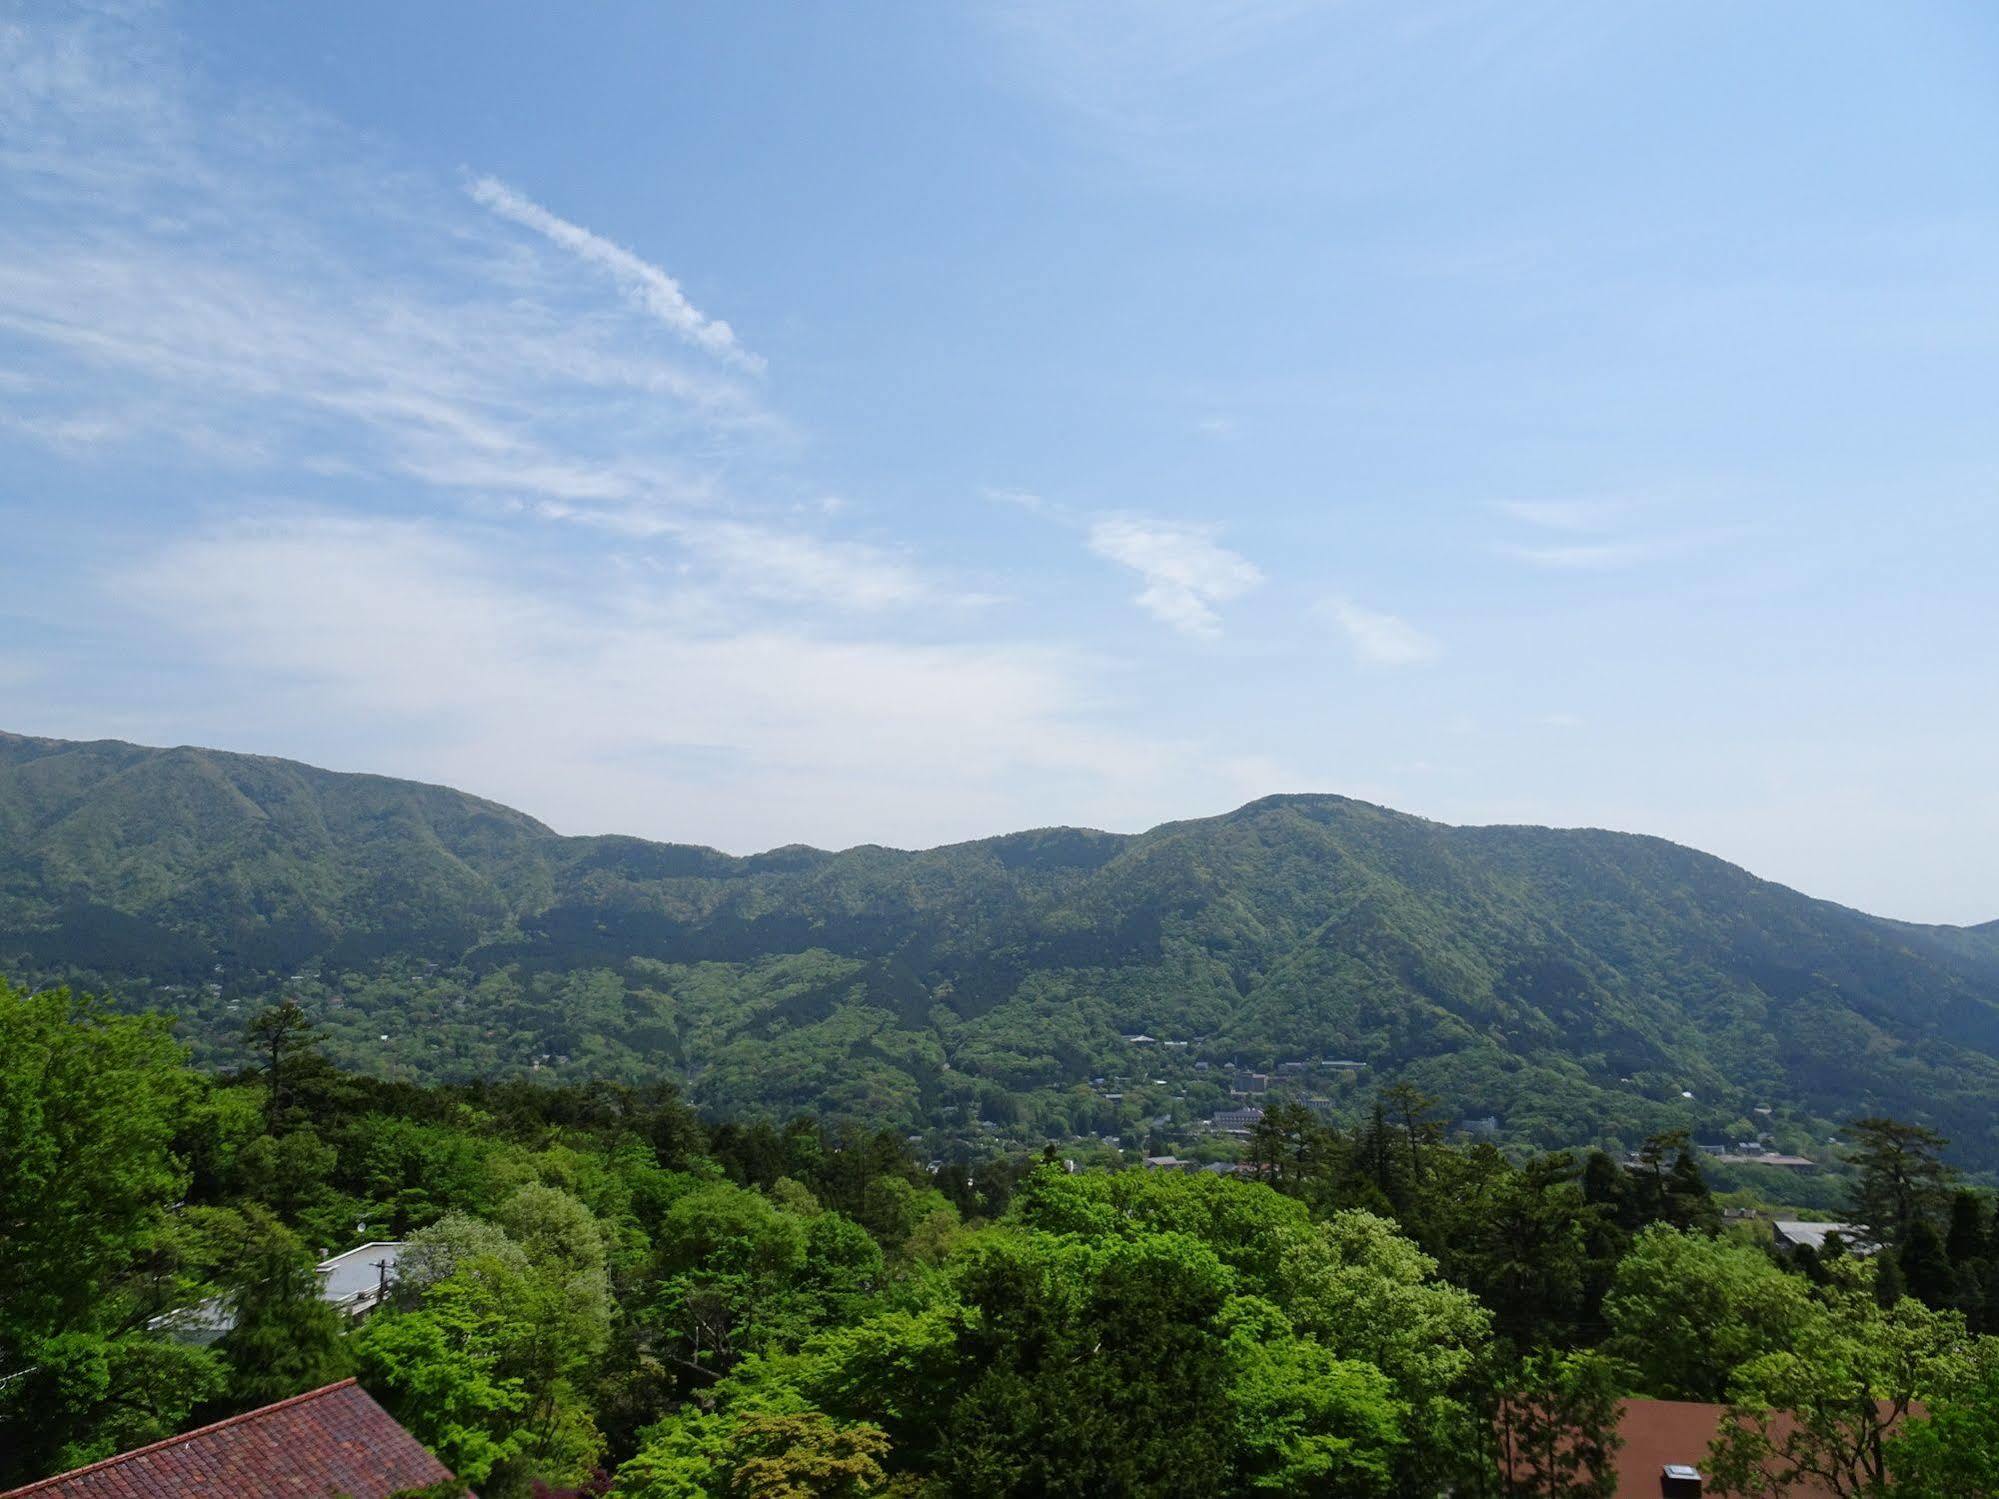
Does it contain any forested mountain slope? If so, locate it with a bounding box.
[4,728,1997,1166]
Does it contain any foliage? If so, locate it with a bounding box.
[1602,1226,1814,1401]
[10,972,1999,1499]
[1705,1264,1981,1499]
[217,1205,351,1404]
[1845,1117,1955,1249]
[1493,1348,1625,1499]
[1886,1348,1999,1497]
[9,732,1999,1169]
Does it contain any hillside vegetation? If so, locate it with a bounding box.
[5,729,1998,1167]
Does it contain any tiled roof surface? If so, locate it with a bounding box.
[0,1380,465,1499]
[1506,1397,1915,1499]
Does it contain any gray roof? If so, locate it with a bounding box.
[148,1241,407,1346]
[1771,1220,1875,1254]
[317,1241,405,1308]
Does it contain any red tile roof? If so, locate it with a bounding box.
[0,1380,467,1499]
[1510,1398,1914,1498]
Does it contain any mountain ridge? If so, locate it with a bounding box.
[4,727,1998,1169]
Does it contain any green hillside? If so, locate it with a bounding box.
[4,728,1997,1169]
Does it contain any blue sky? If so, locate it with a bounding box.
[3,1,1996,922]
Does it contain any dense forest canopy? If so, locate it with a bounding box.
[3,979,1996,1496]
[5,730,1999,1174]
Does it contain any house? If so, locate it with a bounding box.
[0,1379,466,1499]
[1503,1397,1910,1497]
[1771,1220,1875,1256]
[316,1240,406,1318]
[151,1241,407,1344]
[1210,1106,1264,1136]
[1143,1154,1191,1171]
[1611,1398,1911,1497]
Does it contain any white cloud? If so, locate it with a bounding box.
[1493,499,1733,571]
[468,175,762,373]
[1324,598,1439,666]
[676,521,932,612]
[1087,514,1261,637]
[114,512,1202,851]
[983,485,1051,514]
[1497,538,1691,570]
[1494,499,1632,532]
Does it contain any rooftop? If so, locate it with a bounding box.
[0,1379,464,1499]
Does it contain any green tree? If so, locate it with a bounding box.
[1494,1348,1625,1499]
[0,983,202,1485]
[1845,1117,1953,1249]
[1455,1155,1592,1349]
[723,1412,891,1499]
[650,1183,810,1380]
[1945,1191,1990,1267]
[354,1277,530,1486]
[0,1331,226,1483]
[1899,1220,1956,1310]
[1887,1348,1999,1498]
[218,1206,350,1405]
[1603,1226,1814,1401]
[1706,1267,1972,1499]
[0,984,193,1348]
[1223,1302,1406,1496]
[243,1000,326,1133]
[360,1186,612,1495]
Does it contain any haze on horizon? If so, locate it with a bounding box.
[2,1,1996,924]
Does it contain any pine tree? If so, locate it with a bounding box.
[243,1000,326,1134]
[1899,1220,1955,1310]
[1946,1190,1991,1266]
[1845,1117,1953,1248]
[1873,1249,1906,1310]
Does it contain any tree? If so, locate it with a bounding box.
[1945,1191,1990,1267]
[1380,1082,1444,1191]
[243,1000,326,1133]
[218,1206,350,1405]
[1603,1226,1814,1401]
[1887,1349,1999,1497]
[723,1412,891,1499]
[1845,1117,1953,1249]
[1224,1308,1406,1496]
[1248,1101,1337,1197]
[1705,1268,1972,1499]
[354,1278,530,1486]
[0,984,200,1485]
[0,984,193,1349]
[1899,1220,1956,1310]
[1455,1155,1591,1349]
[361,1185,612,1494]
[0,1330,225,1484]
[1494,1348,1625,1499]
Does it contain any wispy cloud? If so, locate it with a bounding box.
[1087,514,1261,637]
[1497,537,1702,571]
[467,175,763,374]
[983,485,1054,515]
[1494,498,1633,532]
[1492,497,1731,571]
[1323,598,1439,666]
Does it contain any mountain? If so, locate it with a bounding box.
[4,728,1998,1169]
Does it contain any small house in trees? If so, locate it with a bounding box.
[1770,1220,1877,1256]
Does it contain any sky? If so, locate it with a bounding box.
[2,1,1997,924]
